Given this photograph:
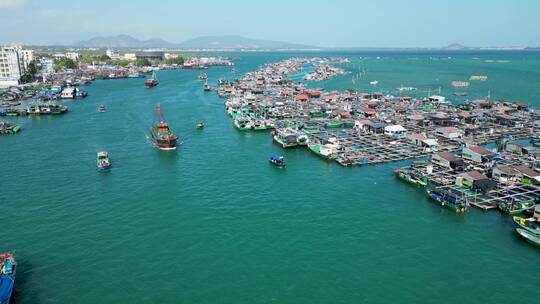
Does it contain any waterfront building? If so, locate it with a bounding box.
[18,48,34,72]
[0,46,22,87]
[124,53,137,61]
[41,58,54,75]
[164,53,179,60]
[66,52,79,61]
[106,49,121,60]
[135,51,164,60]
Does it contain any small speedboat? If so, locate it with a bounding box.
[203,83,212,92]
[98,105,106,113]
[196,122,205,129]
[96,151,111,171]
[269,154,286,168]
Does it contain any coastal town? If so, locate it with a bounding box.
[0,45,233,124]
[3,0,540,302]
[3,47,540,245]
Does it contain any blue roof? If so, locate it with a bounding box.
[270,154,281,160]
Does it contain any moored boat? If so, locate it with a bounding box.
[150,104,178,150]
[394,167,428,187]
[0,252,16,304]
[233,117,252,131]
[96,151,111,171]
[196,122,205,129]
[98,105,106,113]
[516,228,540,247]
[252,120,267,131]
[513,216,540,235]
[426,188,468,212]
[498,200,535,215]
[50,104,68,115]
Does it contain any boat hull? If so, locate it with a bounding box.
[0,254,16,304]
[516,228,540,247]
[513,216,540,235]
[152,136,178,151]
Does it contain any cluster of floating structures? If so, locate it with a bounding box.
[182,56,234,69]
[304,64,346,82]
[215,57,540,247]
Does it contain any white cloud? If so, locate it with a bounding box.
[0,0,26,8]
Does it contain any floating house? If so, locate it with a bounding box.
[491,164,540,185]
[456,170,492,190]
[384,125,407,137]
[407,133,439,151]
[432,152,465,170]
[434,127,462,139]
[462,145,494,163]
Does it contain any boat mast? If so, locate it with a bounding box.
[153,103,166,123]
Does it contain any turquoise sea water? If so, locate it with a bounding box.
[2,51,540,304]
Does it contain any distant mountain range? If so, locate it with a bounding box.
[73,35,537,50]
[75,34,318,49]
[441,43,530,50]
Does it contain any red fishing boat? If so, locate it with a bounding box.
[145,71,159,88]
[150,104,178,150]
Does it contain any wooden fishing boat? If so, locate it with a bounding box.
[145,72,159,88]
[427,188,468,212]
[150,104,178,151]
[394,167,428,187]
[498,200,535,215]
[269,154,286,168]
[513,216,540,235]
[516,228,540,247]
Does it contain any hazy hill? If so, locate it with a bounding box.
[76,35,176,48]
[75,34,317,49]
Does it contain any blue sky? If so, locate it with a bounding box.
[1,0,539,47]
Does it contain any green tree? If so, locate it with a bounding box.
[135,58,151,67]
[97,54,111,62]
[165,56,185,65]
[27,61,38,75]
[53,57,77,71]
[20,60,40,83]
[79,54,95,64]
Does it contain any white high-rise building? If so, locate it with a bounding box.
[0,46,22,87]
[18,49,34,72]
